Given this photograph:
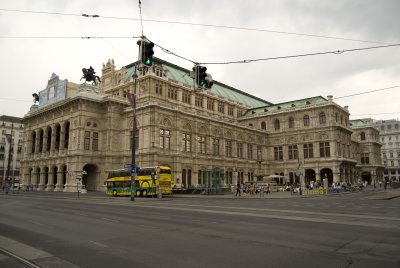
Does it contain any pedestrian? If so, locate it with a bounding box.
[249,182,255,196]
[266,183,271,194]
[235,183,241,196]
[378,180,382,188]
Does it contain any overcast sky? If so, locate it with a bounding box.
[1,0,399,120]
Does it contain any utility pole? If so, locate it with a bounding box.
[5,123,13,193]
[127,71,138,201]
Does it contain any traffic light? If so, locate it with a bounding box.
[138,39,154,66]
[194,65,207,87]
[192,65,213,89]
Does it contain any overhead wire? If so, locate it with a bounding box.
[0,8,392,45]
[1,6,399,111]
[333,85,400,100]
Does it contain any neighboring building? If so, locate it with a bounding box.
[0,115,24,186]
[373,119,400,181]
[20,58,384,192]
[350,119,385,185]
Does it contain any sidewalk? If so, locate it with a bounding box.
[1,187,399,200]
[173,190,319,199]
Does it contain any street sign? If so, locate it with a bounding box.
[131,164,140,174]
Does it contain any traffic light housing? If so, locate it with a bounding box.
[205,73,213,89]
[192,65,213,89]
[138,39,154,66]
[194,65,207,87]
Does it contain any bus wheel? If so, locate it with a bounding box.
[136,190,141,197]
[113,190,117,197]
[142,190,147,197]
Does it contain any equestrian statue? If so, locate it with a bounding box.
[81,66,101,86]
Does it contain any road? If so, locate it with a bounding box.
[0,189,399,268]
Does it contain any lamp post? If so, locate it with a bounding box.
[127,71,138,202]
[76,170,86,198]
[296,158,304,195]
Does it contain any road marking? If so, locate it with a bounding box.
[88,241,108,248]
[28,220,44,226]
[155,203,400,222]
[74,212,88,217]
[135,204,400,230]
[101,217,119,223]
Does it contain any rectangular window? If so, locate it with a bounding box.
[218,102,224,113]
[319,142,330,157]
[195,96,203,107]
[155,84,163,95]
[168,87,178,100]
[361,153,370,164]
[228,106,234,116]
[288,145,298,160]
[183,133,191,152]
[207,99,214,110]
[237,142,243,158]
[247,144,253,160]
[198,136,206,154]
[303,143,313,159]
[274,146,283,161]
[182,92,191,104]
[84,131,90,150]
[212,138,220,156]
[159,129,170,149]
[92,132,99,151]
[225,140,232,157]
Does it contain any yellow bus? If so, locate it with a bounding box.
[106,166,172,197]
[136,166,173,196]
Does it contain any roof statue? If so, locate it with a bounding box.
[32,93,39,105]
[81,66,101,86]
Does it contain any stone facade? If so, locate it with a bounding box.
[373,119,400,181]
[19,58,384,192]
[0,115,24,186]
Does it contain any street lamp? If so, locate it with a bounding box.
[76,170,86,198]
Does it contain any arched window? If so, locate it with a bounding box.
[303,115,310,127]
[319,112,326,124]
[31,131,36,153]
[261,121,266,130]
[360,132,366,141]
[288,117,294,128]
[274,119,280,130]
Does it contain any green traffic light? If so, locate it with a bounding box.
[144,57,153,66]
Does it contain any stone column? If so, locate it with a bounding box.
[31,169,39,190]
[43,131,49,156]
[46,168,55,191]
[34,130,40,157]
[50,126,56,156]
[60,123,66,155]
[38,169,46,191]
[55,165,64,191]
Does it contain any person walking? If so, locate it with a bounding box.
[235,183,241,197]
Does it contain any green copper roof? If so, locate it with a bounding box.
[245,96,328,115]
[125,58,272,108]
[349,119,369,127]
